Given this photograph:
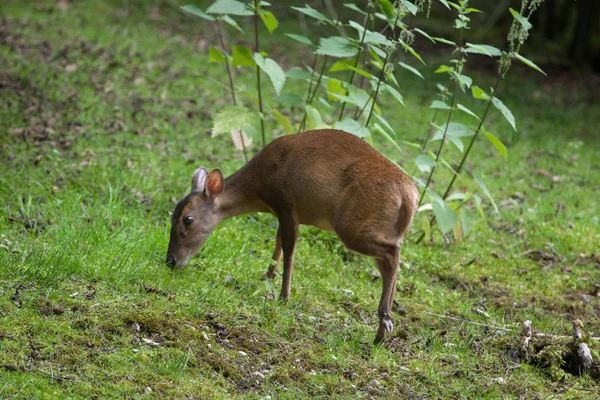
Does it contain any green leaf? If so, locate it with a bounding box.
[430,100,451,110]
[213,106,257,135]
[385,85,405,107]
[456,73,473,89]
[513,53,546,75]
[344,3,368,16]
[464,43,502,57]
[432,200,459,234]
[485,131,508,160]
[432,37,456,46]
[456,104,480,120]
[397,61,424,79]
[474,172,499,213]
[509,8,532,32]
[285,34,312,46]
[491,97,516,131]
[415,154,436,173]
[326,78,346,101]
[334,118,370,138]
[291,5,333,24]
[413,28,434,43]
[273,109,293,134]
[348,20,392,45]
[221,15,244,33]
[374,123,403,152]
[305,105,329,130]
[399,39,425,65]
[435,65,453,74]
[471,85,489,100]
[209,46,226,63]
[286,68,312,80]
[253,53,286,95]
[273,92,303,106]
[315,36,359,58]
[259,10,278,33]
[437,0,451,10]
[421,215,431,238]
[207,0,252,16]
[465,7,483,13]
[401,0,418,15]
[231,45,256,67]
[346,65,374,80]
[329,59,353,72]
[181,5,215,20]
[373,112,396,137]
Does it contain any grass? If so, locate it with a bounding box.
[1,1,599,398]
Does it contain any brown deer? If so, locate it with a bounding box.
[166,129,418,344]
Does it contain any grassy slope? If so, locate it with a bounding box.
[1,1,599,398]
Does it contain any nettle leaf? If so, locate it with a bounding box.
[330,85,380,116]
[385,84,405,107]
[181,5,215,20]
[432,37,456,46]
[315,36,359,58]
[491,97,516,131]
[373,122,402,153]
[398,61,424,79]
[401,0,418,15]
[431,122,475,151]
[346,65,374,79]
[432,200,459,234]
[348,20,392,45]
[259,10,278,33]
[334,118,370,138]
[286,68,312,80]
[326,78,346,101]
[437,0,451,10]
[253,53,286,95]
[399,40,426,65]
[231,46,256,68]
[415,154,436,173]
[221,15,244,33]
[474,172,499,213]
[435,65,453,74]
[471,85,489,100]
[272,109,293,134]
[464,43,502,57]
[305,105,329,130]
[413,28,434,43]
[274,92,303,106]
[373,112,396,137]
[456,73,473,90]
[213,106,257,135]
[430,100,451,110]
[484,130,508,159]
[209,46,226,63]
[344,3,368,16]
[509,8,532,32]
[285,34,312,46]
[207,0,252,16]
[291,5,333,24]
[456,104,480,120]
[513,53,546,75]
[329,59,353,72]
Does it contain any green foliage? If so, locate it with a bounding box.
[253,53,286,95]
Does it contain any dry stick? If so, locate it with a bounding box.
[337,5,373,121]
[215,17,248,163]
[253,0,265,147]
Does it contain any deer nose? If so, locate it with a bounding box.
[166,255,176,268]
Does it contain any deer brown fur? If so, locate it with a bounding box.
[166,129,419,344]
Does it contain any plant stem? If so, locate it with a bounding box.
[215,20,236,106]
[297,55,329,133]
[417,27,464,207]
[253,0,265,147]
[337,4,373,121]
[441,75,502,200]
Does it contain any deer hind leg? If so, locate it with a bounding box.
[264,226,282,280]
[277,213,298,301]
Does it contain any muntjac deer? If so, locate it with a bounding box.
[166,129,419,344]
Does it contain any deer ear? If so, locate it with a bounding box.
[205,169,224,199]
[191,167,208,193]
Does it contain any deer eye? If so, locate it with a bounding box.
[183,216,194,226]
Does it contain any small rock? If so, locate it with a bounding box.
[238,351,248,357]
[253,371,265,379]
[580,294,595,305]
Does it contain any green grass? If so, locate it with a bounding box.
[1,1,599,398]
